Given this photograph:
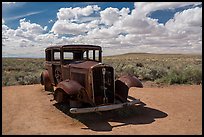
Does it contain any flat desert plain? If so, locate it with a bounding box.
[2,84,202,135]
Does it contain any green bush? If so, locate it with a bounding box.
[2,53,202,86]
[2,58,44,86]
[104,53,202,85]
[156,66,202,85]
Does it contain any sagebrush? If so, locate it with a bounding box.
[2,53,202,86]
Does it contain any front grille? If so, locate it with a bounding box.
[92,66,114,105]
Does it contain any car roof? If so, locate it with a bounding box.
[45,45,101,51]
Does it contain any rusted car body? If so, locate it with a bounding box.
[41,45,143,113]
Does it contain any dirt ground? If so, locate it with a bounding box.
[2,84,202,135]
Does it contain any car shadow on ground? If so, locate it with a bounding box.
[53,97,168,132]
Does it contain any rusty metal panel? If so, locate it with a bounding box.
[41,70,53,91]
[41,44,143,113]
[46,45,102,51]
[45,63,55,84]
[118,75,143,88]
[61,65,70,80]
[56,79,83,95]
[115,80,129,102]
[70,61,98,69]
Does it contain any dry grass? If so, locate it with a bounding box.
[2,53,202,86]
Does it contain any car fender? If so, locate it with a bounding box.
[117,75,143,88]
[115,75,143,102]
[55,79,83,95]
[41,70,53,91]
[41,70,50,85]
[54,79,85,103]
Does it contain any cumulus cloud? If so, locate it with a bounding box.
[164,7,202,53]
[133,2,201,17]
[2,2,202,57]
[2,19,58,57]
[19,18,46,34]
[57,5,100,20]
[100,7,130,26]
[51,20,88,35]
[165,7,202,32]
[51,5,101,35]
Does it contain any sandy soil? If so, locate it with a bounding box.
[2,84,202,135]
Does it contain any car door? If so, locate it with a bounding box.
[52,49,63,84]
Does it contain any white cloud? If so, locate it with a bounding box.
[6,10,45,21]
[164,7,202,53]
[165,7,202,32]
[51,20,88,35]
[18,18,46,34]
[2,2,202,57]
[100,7,120,26]
[2,19,57,57]
[2,2,16,5]
[51,5,101,35]
[100,7,130,26]
[133,2,201,17]
[57,5,100,20]
[87,26,119,39]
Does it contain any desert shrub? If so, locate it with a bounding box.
[143,68,166,81]
[121,64,135,75]
[15,73,41,85]
[156,65,202,85]
[104,53,202,85]
[2,58,44,86]
[180,66,202,84]
[2,54,202,86]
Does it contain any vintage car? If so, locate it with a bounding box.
[40,45,143,113]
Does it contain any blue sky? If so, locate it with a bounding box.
[3,2,135,29]
[2,2,202,57]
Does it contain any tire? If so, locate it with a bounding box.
[54,88,70,104]
[44,82,53,92]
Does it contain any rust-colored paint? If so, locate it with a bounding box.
[41,44,143,113]
[41,70,53,91]
[115,80,129,102]
[115,75,143,102]
[118,75,143,88]
[70,61,98,69]
[56,79,83,95]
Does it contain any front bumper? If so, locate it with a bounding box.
[70,99,141,114]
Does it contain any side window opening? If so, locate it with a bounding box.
[88,50,94,60]
[63,51,73,64]
[54,51,60,61]
[87,50,100,61]
[83,50,88,60]
[46,50,51,61]
[64,52,73,60]
[53,48,101,62]
[95,50,99,61]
